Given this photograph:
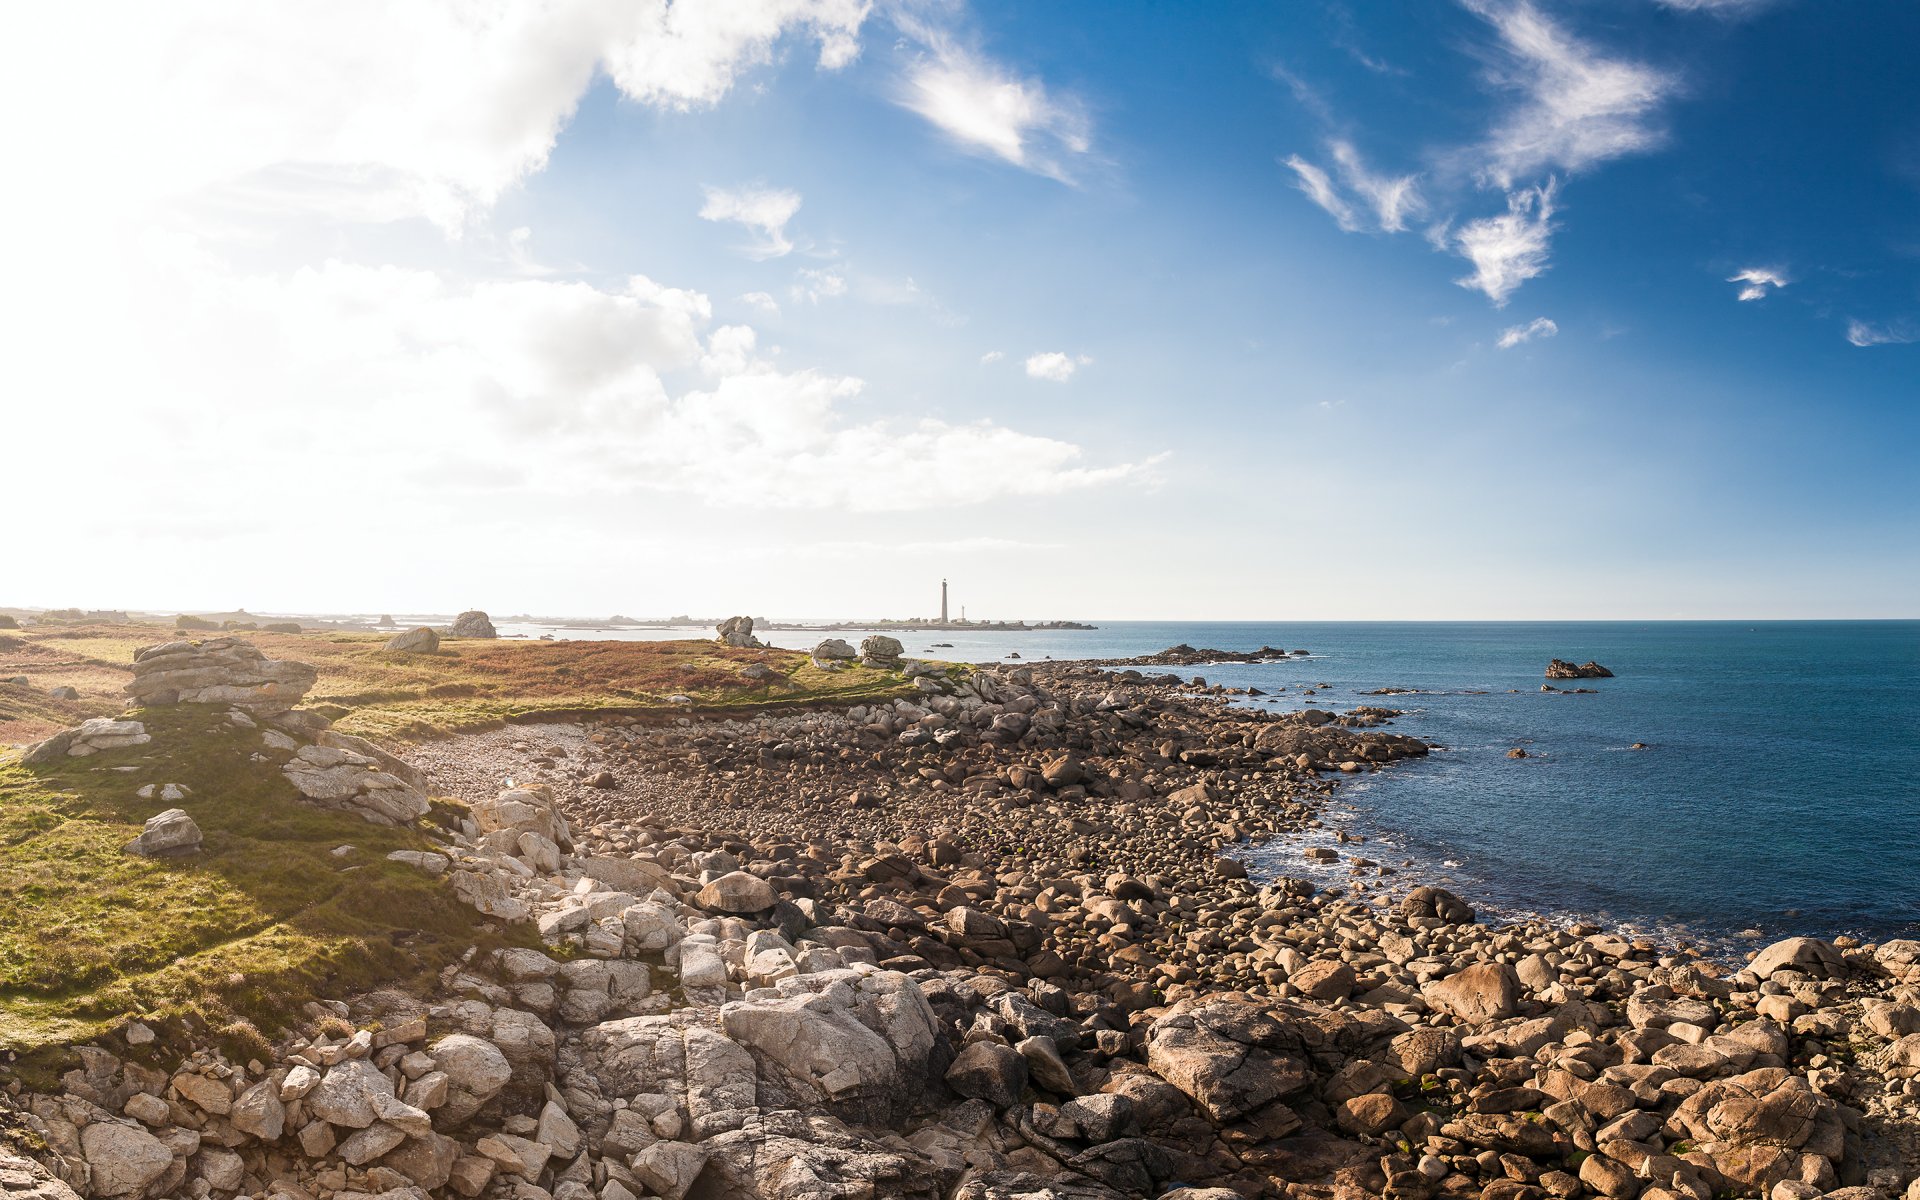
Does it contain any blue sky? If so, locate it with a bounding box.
[4,1,1915,618]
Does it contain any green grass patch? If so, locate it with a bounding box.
[0,704,523,1054]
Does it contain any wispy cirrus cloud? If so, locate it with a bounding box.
[699,184,803,258]
[1728,267,1788,301]
[1497,316,1558,348]
[1284,140,1425,234]
[1652,0,1775,15]
[1846,318,1919,348]
[1454,181,1557,305]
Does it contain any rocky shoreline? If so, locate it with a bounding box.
[8,654,1920,1200]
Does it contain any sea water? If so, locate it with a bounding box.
[510,618,1920,947]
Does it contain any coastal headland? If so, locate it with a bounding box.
[2,619,1917,1200]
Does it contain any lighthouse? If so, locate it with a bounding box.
[940,579,949,623]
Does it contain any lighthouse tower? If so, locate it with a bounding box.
[940,579,949,623]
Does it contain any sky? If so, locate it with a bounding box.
[2,0,1916,620]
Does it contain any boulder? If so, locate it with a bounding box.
[696,871,776,914]
[1423,962,1521,1025]
[79,1122,174,1197]
[1143,1001,1315,1123]
[945,1041,1027,1109]
[1748,937,1845,981]
[716,616,762,649]
[48,685,80,700]
[811,638,856,662]
[1400,885,1475,924]
[386,626,440,653]
[860,635,905,667]
[474,785,569,848]
[125,637,317,712]
[125,808,202,857]
[449,610,497,638]
[430,1034,513,1126]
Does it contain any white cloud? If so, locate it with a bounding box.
[1467,0,1675,187]
[1453,181,1557,305]
[791,268,847,304]
[1283,155,1361,232]
[1,2,873,237]
[895,25,1091,181]
[1284,141,1423,234]
[741,291,782,315]
[1846,319,1919,348]
[1025,352,1092,382]
[980,350,1005,364]
[1497,316,1559,348]
[700,184,803,258]
[1653,0,1773,13]
[1728,267,1788,301]
[1328,141,1424,232]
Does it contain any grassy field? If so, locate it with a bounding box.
[0,704,525,1059]
[1,622,918,743]
[0,623,922,1061]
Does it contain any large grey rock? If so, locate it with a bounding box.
[282,744,428,825]
[23,718,152,764]
[473,785,569,848]
[811,638,855,661]
[385,626,440,653]
[431,1034,513,1126]
[719,966,945,1125]
[79,1122,174,1197]
[448,610,497,638]
[125,808,202,857]
[945,1041,1027,1109]
[125,637,317,712]
[1143,1000,1315,1123]
[0,1148,84,1200]
[859,635,904,667]
[716,616,762,648]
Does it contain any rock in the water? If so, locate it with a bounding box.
[125,808,202,856]
[716,616,763,648]
[125,636,317,712]
[449,610,497,638]
[386,626,441,653]
[696,871,776,914]
[1545,658,1614,679]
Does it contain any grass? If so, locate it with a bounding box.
[0,622,924,1060]
[0,623,919,744]
[0,704,530,1057]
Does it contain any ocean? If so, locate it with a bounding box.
[496,618,1920,949]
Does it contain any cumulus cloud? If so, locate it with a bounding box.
[1846,319,1919,348]
[895,23,1091,181]
[1454,181,1557,305]
[700,185,803,258]
[4,2,873,236]
[1025,351,1092,382]
[1728,267,1788,301]
[1497,316,1559,348]
[1466,0,1676,187]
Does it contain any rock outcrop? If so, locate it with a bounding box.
[22,718,151,764]
[859,634,904,668]
[716,616,762,649]
[449,611,497,638]
[809,638,855,668]
[123,638,317,713]
[1545,658,1614,678]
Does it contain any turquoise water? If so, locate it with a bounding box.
[510,618,1920,945]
